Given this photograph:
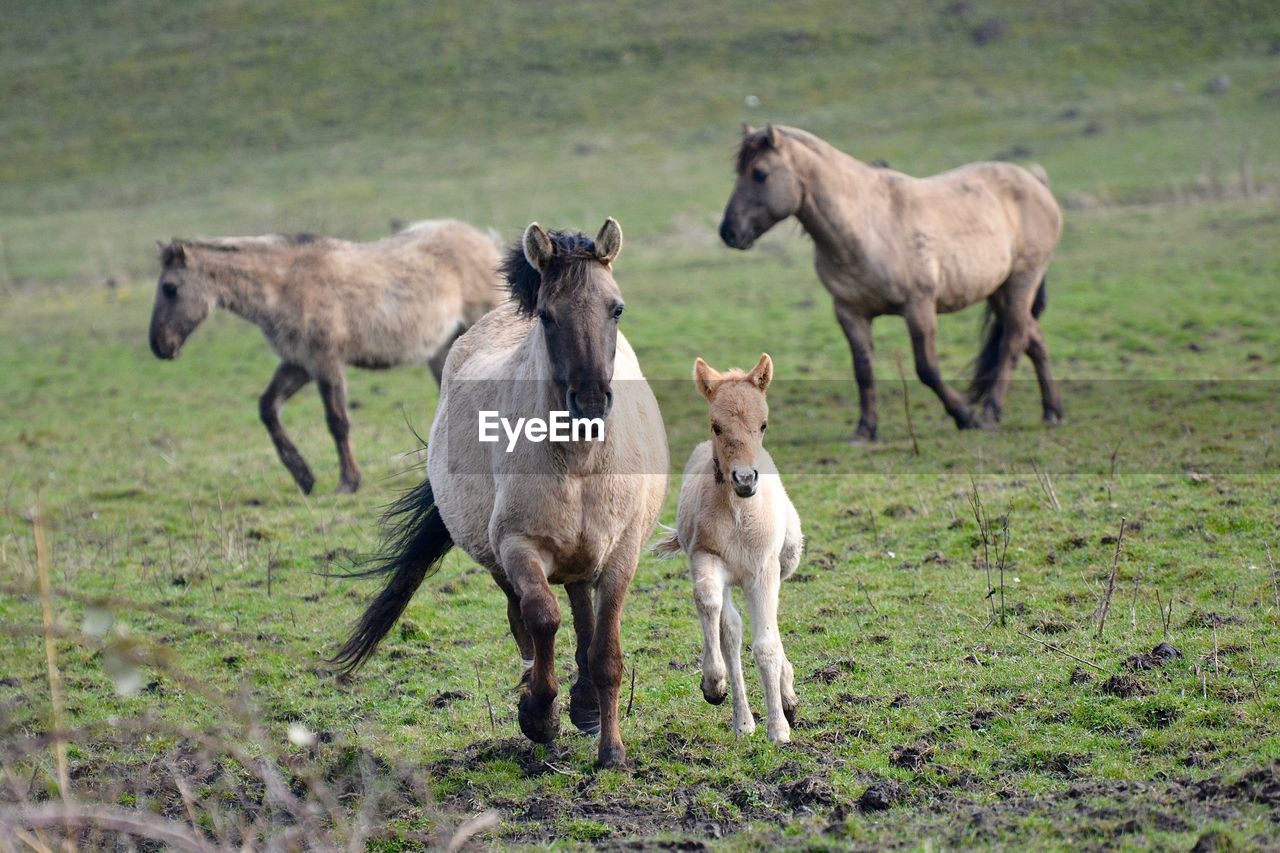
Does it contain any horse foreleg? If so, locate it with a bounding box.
[744,567,789,743]
[904,301,981,430]
[1027,322,1064,425]
[258,363,315,494]
[502,542,561,744]
[566,580,600,734]
[317,372,361,494]
[833,302,878,440]
[719,592,754,736]
[690,551,729,706]
[495,575,535,678]
[590,539,642,768]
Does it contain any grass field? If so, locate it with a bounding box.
[3,1,1280,848]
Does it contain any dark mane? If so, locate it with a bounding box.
[734,131,772,175]
[500,230,603,316]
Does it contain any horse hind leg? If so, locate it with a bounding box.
[566,581,601,735]
[978,273,1040,424]
[719,592,755,735]
[317,370,361,494]
[1027,319,1064,425]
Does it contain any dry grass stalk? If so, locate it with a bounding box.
[1094,517,1126,639]
[893,352,920,456]
[32,503,70,803]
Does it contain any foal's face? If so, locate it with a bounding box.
[149,243,214,359]
[523,219,626,421]
[720,125,804,250]
[695,354,773,498]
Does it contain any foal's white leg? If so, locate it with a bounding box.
[745,565,790,743]
[690,551,729,705]
[719,592,755,735]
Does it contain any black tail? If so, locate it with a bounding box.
[330,478,453,674]
[969,276,1047,402]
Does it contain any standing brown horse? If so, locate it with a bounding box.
[333,218,669,768]
[720,124,1064,439]
[148,220,501,494]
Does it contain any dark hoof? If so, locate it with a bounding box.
[296,475,316,495]
[336,479,360,495]
[701,675,727,705]
[853,421,878,443]
[783,703,797,726]
[1043,409,1064,426]
[568,686,601,735]
[597,743,628,769]
[517,693,560,744]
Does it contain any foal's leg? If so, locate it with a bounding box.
[690,551,729,706]
[566,580,600,734]
[744,566,790,743]
[903,301,980,430]
[1026,320,1064,424]
[833,301,879,440]
[258,362,315,494]
[316,370,361,494]
[719,592,755,735]
[501,540,561,744]
[590,536,643,768]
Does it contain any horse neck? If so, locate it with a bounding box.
[188,247,291,326]
[789,138,885,259]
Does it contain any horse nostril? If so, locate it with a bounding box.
[719,222,736,247]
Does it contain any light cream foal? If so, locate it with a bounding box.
[655,354,803,743]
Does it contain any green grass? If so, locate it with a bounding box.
[2,0,1280,848]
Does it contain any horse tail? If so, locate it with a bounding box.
[330,478,453,673]
[970,276,1048,402]
[649,524,682,560]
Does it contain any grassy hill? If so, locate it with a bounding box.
[2,1,1279,848]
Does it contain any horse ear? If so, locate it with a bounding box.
[161,240,186,268]
[693,357,720,401]
[764,124,781,149]
[748,353,773,392]
[522,222,553,272]
[742,122,757,137]
[594,217,623,264]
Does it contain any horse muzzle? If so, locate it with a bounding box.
[718,219,753,250]
[567,387,613,422]
[730,466,759,498]
[150,334,181,360]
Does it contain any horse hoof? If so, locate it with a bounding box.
[297,477,316,495]
[568,689,601,735]
[701,676,727,706]
[1043,410,1064,426]
[597,743,628,769]
[852,423,878,443]
[517,694,560,744]
[782,703,798,727]
[336,480,360,495]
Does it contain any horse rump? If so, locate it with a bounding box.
[330,477,453,673]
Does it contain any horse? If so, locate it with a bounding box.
[332,218,669,768]
[654,354,804,744]
[148,220,502,494]
[719,124,1064,440]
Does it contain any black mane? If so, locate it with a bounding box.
[500,230,602,316]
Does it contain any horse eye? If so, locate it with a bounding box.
[612,304,625,321]
[538,310,553,327]
[752,168,768,184]
[760,422,768,432]
[161,282,178,298]
[712,424,722,436]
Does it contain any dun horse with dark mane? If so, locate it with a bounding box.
[148,220,501,493]
[333,218,668,768]
[720,124,1064,439]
